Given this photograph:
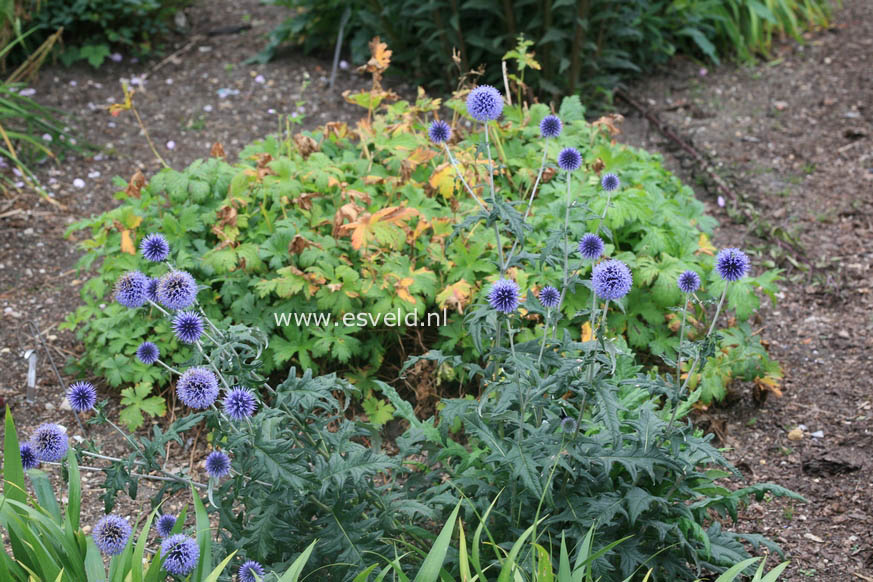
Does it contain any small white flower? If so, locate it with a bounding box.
[19,88,36,97]
[254,74,266,84]
[73,178,86,189]
[42,133,52,142]
[166,78,174,85]
[88,171,101,178]
[267,108,277,115]
[110,53,123,63]
[339,60,349,70]
[166,140,176,150]
[203,104,213,112]
[717,196,725,207]
[69,80,77,87]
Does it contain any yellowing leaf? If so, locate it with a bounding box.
[696,232,716,256]
[581,321,596,342]
[338,206,419,251]
[436,280,472,313]
[429,163,456,198]
[120,229,136,255]
[395,277,416,304]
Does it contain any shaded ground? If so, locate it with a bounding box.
[1,0,871,579]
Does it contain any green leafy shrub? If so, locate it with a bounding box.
[256,0,833,99]
[64,73,780,417]
[6,0,191,68]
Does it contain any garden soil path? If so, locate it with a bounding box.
[0,0,871,579]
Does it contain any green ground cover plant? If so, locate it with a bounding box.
[63,46,782,426]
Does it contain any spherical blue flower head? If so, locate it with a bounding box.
[30,423,68,462]
[239,560,266,582]
[157,270,198,310]
[677,270,701,294]
[67,381,97,413]
[140,233,170,262]
[156,514,177,537]
[428,120,451,144]
[487,278,520,314]
[466,85,503,122]
[601,172,620,192]
[538,286,561,309]
[114,270,149,308]
[715,248,750,282]
[223,387,258,421]
[20,443,39,470]
[592,259,633,301]
[557,147,582,172]
[172,311,204,344]
[136,341,160,365]
[560,416,577,433]
[205,450,231,479]
[577,233,604,260]
[539,114,562,138]
[177,367,219,409]
[93,515,132,556]
[145,277,160,303]
[161,534,200,576]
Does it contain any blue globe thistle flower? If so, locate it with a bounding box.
[239,560,266,582]
[140,233,170,262]
[538,286,561,309]
[539,114,563,139]
[176,367,219,409]
[155,514,177,537]
[601,173,620,191]
[223,387,257,421]
[715,248,750,282]
[466,85,503,122]
[560,416,578,433]
[677,270,701,294]
[161,534,200,576]
[66,381,97,413]
[30,423,68,462]
[136,341,160,365]
[20,443,39,470]
[557,147,582,172]
[92,515,132,556]
[428,120,451,144]
[592,259,633,301]
[487,278,520,314]
[172,311,204,344]
[577,233,604,260]
[145,277,160,303]
[205,450,231,479]
[114,271,149,309]
[157,270,198,310]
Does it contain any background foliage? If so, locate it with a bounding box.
[256,0,834,101]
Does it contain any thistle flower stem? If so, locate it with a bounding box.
[535,309,551,370]
[156,359,182,376]
[505,145,549,266]
[148,300,172,317]
[442,143,488,212]
[592,191,613,237]
[199,309,226,340]
[553,171,574,337]
[43,460,206,488]
[667,284,728,431]
[676,297,689,395]
[196,341,232,391]
[484,123,506,274]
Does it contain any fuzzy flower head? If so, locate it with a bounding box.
[715,248,750,282]
[428,120,451,144]
[114,271,150,308]
[677,270,701,294]
[601,173,620,192]
[538,286,561,309]
[539,114,562,139]
[136,341,160,365]
[145,277,159,303]
[466,85,503,122]
[140,233,170,262]
[30,423,68,462]
[223,387,257,421]
[560,416,578,433]
[557,147,582,172]
[93,515,132,556]
[239,560,266,582]
[176,367,219,409]
[157,270,198,310]
[67,381,97,413]
[20,443,39,470]
[156,514,177,537]
[172,311,204,344]
[205,450,231,479]
[487,278,520,314]
[161,534,200,576]
[578,233,604,260]
[592,259,633,301]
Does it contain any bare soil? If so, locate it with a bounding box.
[1,0,871,579]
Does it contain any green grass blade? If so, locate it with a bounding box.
[413,501,461,582]
[714,557,760,581]
[203,550,237,582]
[277,539,318,582]
[84,537,105,582]
[3,407,27,506]
[458,517,472,582]
[496,519,541,582]
[66,449,81,531]
[29,469,61,523]
[191,485,212,581]
[132,508,160,582]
